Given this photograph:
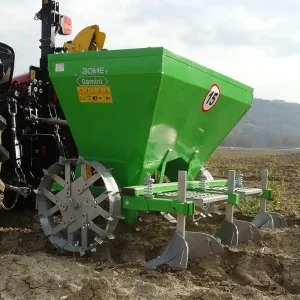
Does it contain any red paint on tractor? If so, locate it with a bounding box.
[11,72,59,103]
[12,73,29,85]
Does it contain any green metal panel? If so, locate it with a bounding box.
[48,47,253,187]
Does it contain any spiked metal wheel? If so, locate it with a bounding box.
[36,157,121,255]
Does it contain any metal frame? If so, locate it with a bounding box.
[143,168,288,269]
[44,154,288,267]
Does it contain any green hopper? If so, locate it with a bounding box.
[36,47,287,269]
[48,47,252,187]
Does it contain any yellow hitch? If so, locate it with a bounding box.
[64,25,106,52]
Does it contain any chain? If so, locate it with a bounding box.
[0,98,25,210]
[0,193,20,211]
[8,100,17,116]
[0,171,21,211]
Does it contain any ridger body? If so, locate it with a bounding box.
[0,1,287,269]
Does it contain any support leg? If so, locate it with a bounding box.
[145,170,224,270]
[251,169,288,229]
[216,170,262,246]
[145,171,189,269]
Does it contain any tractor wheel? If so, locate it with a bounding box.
[37,157,121,255]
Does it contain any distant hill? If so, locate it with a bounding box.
[221,98,300,148]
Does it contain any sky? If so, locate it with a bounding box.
[1,0,300,103]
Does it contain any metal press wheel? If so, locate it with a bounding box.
[36,157,121,255]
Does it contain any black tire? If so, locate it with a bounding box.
[0,115,9,201]
[0,115,9,164]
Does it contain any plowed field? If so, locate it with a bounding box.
[0,150,299,300]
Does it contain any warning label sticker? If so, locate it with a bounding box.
[77,86,112,103]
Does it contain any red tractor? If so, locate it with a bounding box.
[0,1,85,210]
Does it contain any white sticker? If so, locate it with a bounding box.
[55,63,64,72]
[202,84,221,112]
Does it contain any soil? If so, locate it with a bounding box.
[0,150,300,300]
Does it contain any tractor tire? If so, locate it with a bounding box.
[0,115,9,199]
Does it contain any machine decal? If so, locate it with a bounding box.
[77,86,112,103]
[55,63,64,72]
[82,67,106,75]
[76,72,111,103]
[76,76,108,86]
[201,83,221,112]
